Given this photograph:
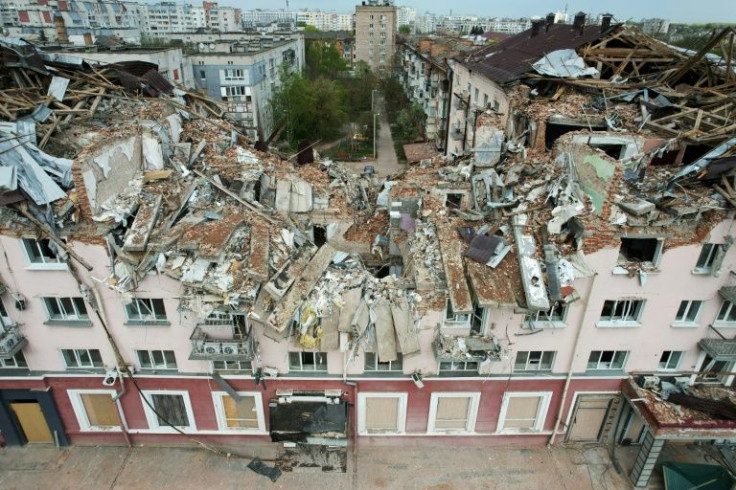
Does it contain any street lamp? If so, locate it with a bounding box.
[373,112,379,159]
[371,89,378,113]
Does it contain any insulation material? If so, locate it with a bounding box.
[532,49,599,78]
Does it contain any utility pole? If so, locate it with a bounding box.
[373,112,379,159]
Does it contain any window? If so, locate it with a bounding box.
[213,392,265,432]
[222,68,245,81]
[695,243,725,274]
[599,299,644,325]
[525,303,567,327]
[0,351,27,368]
[444,299,470,325]
[358,393,407,435]
[716,301,736,324]
[587,350,628,370]
[697,354,732,383]
[212,360,252,372]
[674,300,702,325]
[22,238,64,268]
[43,297,89,323]
[498,392,552,433]
[199,69,206,79]
[141,391,195,431]
[68,390,120,431]
[439,360,479,372]
[137,350,177,370]
[125,298,167,324]
[364,352,403,372]
[289,351,327,372]
[492,100,500,111]
[428,393,480,433]
[0,297,11,327]
[514,351,555,372]
[618,237,662,265]
[62,349,103,368]
[658,351,683,371]
[473,87,479,104]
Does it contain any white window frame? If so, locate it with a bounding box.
[497,391,552,434]
[514,351,556,372]
[658,351,683,371]
[525,303,568,328]
[693,243,725,275]
[289,351,328,372]
[21,237,67,270]
[438,360,479,373]
[140,390,196,432]
[443,299,470,327]
[617,237,664,267]
[672,300,702,327]
[427,392,480,434]
[715,300,736,326]
[0,296,12,328]
[211,360,252,372]
[211,391,266,433]
[68,389,121,432]
[597,299,644,327]
[587,350,629,370]
[125,298,168,325]
[42,297,89,323]
[0,351,27,368]
[136,349,177,370]
[364,352,403,372]
[357,392,408,435]
[61,348,103,368]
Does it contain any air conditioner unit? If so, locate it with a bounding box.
[102,369,118,386]
[642,375,660,389]
[221,342,239,355]
[674,376,691,388]
[0,334,18,353]
[203,342,221,354]
[261,366,279,378]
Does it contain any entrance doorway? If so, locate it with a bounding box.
[10,401,54,443]
[567,394,616,442]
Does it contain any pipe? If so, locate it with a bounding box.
[547,272,598,447]
[344,380,358,475]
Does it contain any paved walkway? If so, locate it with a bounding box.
[0,442,638,490]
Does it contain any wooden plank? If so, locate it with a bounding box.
[391,296,420,357]
[373,299,397,363]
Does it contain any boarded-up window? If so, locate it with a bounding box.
[434,396,471,431]
[81,393,118,428]
[151,394,189,427]
[503,396,542,430]
[365,397,399,433]
[222,395,258,429]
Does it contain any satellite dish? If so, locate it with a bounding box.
[208,43,215,50]
[198,42,205,50]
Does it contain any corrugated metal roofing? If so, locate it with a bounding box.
[464,23,620,84]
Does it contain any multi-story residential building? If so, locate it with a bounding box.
[242,9,295,28]
[188,34,304,138]
[396,5,415,29]
[295,9,353,32]
[1,19,736,489]
[354,0,397,71]
[641,18,671,36]
[139,1,242,38]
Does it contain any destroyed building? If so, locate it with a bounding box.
[0,18,736,486]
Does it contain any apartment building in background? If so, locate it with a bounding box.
[354,0,396,71]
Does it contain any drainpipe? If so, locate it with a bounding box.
[445,61,454,156]
[547,272,598,447]
[344,380,358,472]
[113,367,133,448]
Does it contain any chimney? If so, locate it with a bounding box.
[545,13,555,31]
[573,12,586,34]
[530,20,543,38]
[601,14,612,31]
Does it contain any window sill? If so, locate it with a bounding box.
[25,263,67,271]
[691,268,719,276]
[712,322,736,328]
[671,322,699,328]
[596,321,641,328]
[124,321,170,327]
[525,321,566,329]
[44,320,93,327]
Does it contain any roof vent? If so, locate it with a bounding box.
[530,20,543,38]
[545,13,555,31]
[601,14,612,31]
[573,12,586,34]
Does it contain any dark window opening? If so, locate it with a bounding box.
[373,264,390,278]
[544,121,606,149]
[445,193,463,209]
[649,149,679,166]
[591,144,625,160]
[313,226,327,247]
[619,237,659,263]
[681,144,711,165]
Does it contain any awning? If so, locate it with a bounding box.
[699,338,736,360]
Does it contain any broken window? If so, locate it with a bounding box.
[599,299,644,324]
[470,302,486,335]
[695,243,725,274]
[22,238,61,265]
[364,352,403,372]
[674,300,702,324]
[62,349,103,369]
[444,299,470,325]
[143,391,194,430]
[587,350,628,370]
[125,298,167,324]
[618,237,662,265]
[525,303,567,326]
[716,301,736,323]
[697,354,732,383]
[360,394,406,434]
[514,351,556,372]
[658,351,683,371]
[499,393,550,432]
[313,225,327,247]
[212,360,252,372]
[439,360,478,372]
[445,193,463,209]
[289,351,327,372]
[544,118,606,149]
[137,350,177,370]
[429,393,479,433]
[43,297,89,322]
[0,351,27,368]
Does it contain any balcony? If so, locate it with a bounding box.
[188,315,256,361]
[0,329,27,359]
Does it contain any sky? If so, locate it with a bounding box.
[216,0,736,24]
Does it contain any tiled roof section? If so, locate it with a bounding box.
[466,23,620,84]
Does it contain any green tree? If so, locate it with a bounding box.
[398,24,411,35]
[305,41,348,79]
